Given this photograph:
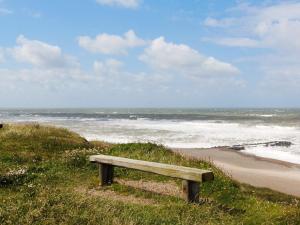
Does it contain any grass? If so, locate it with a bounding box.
[0,123,300,224]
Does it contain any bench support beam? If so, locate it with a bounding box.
[91,155,213,203]
[182,180,200,203]
[99,163,114,186]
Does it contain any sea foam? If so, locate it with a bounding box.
[1,109,300,164]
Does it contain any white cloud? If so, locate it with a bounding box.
[22,8,42,18]
[204,37,259,47]
[92,58,172,92]
[252,3,300,51]
[78,30,146,55]
[0,67,92,90]
[96,0,140,9]
[140,37,239,78]
[12,35,78,68]
[203,17,235,27]
[94,58,123,77]
[204,2,300,51]
[2,34,166,92]
[0,35,91,89]
[0,48,5,63]
[1,33,242,97]
[203,2,300,90]
[257,53,300,90]
[0,7,12,15]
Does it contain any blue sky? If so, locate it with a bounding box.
[1,0,300,107]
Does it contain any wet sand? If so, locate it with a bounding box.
[172,148,300,197]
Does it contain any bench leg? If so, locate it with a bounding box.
[182,180,200,203]
[99,163,114,186]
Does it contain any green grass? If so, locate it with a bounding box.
[0,124,300,224]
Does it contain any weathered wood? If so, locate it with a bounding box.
[90,154,214,203]
[182,180,200,203]
[90,154,214,182]
[99,163,114,186]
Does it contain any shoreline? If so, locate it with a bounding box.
[172,147,300,197]
[173,147,300,168]
[3,122,300,196]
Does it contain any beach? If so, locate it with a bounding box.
[173,147,300,197]
[2,108,300,196]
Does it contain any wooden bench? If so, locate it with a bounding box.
[89,154,214,203]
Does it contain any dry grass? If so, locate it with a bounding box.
[76,186,157,205]
[115,178,183,198]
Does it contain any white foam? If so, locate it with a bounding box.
[242,146,300,165]
[249,114,275,117]
[260,114,275,117]
[72,118,300,147]
[3,115,300,164]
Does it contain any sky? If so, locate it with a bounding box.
[0,0,300,108]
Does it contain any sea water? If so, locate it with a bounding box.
[1,108,300,164]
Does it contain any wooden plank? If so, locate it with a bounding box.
[90,155,214,182]
[99,163,114,186]
[182,180,200,203]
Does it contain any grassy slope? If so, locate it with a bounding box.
[0,124,299,225]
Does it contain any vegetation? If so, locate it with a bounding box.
[0,124,299,224]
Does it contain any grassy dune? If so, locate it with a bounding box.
[0,124,300,224]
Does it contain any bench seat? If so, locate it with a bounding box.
[90,154,214,203]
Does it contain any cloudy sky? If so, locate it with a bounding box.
[1,0,300,107]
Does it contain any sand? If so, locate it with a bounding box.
[172,148,300,197]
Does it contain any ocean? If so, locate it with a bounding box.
[1,108,300,164]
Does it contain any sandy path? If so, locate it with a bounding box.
[172,148,300,197]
